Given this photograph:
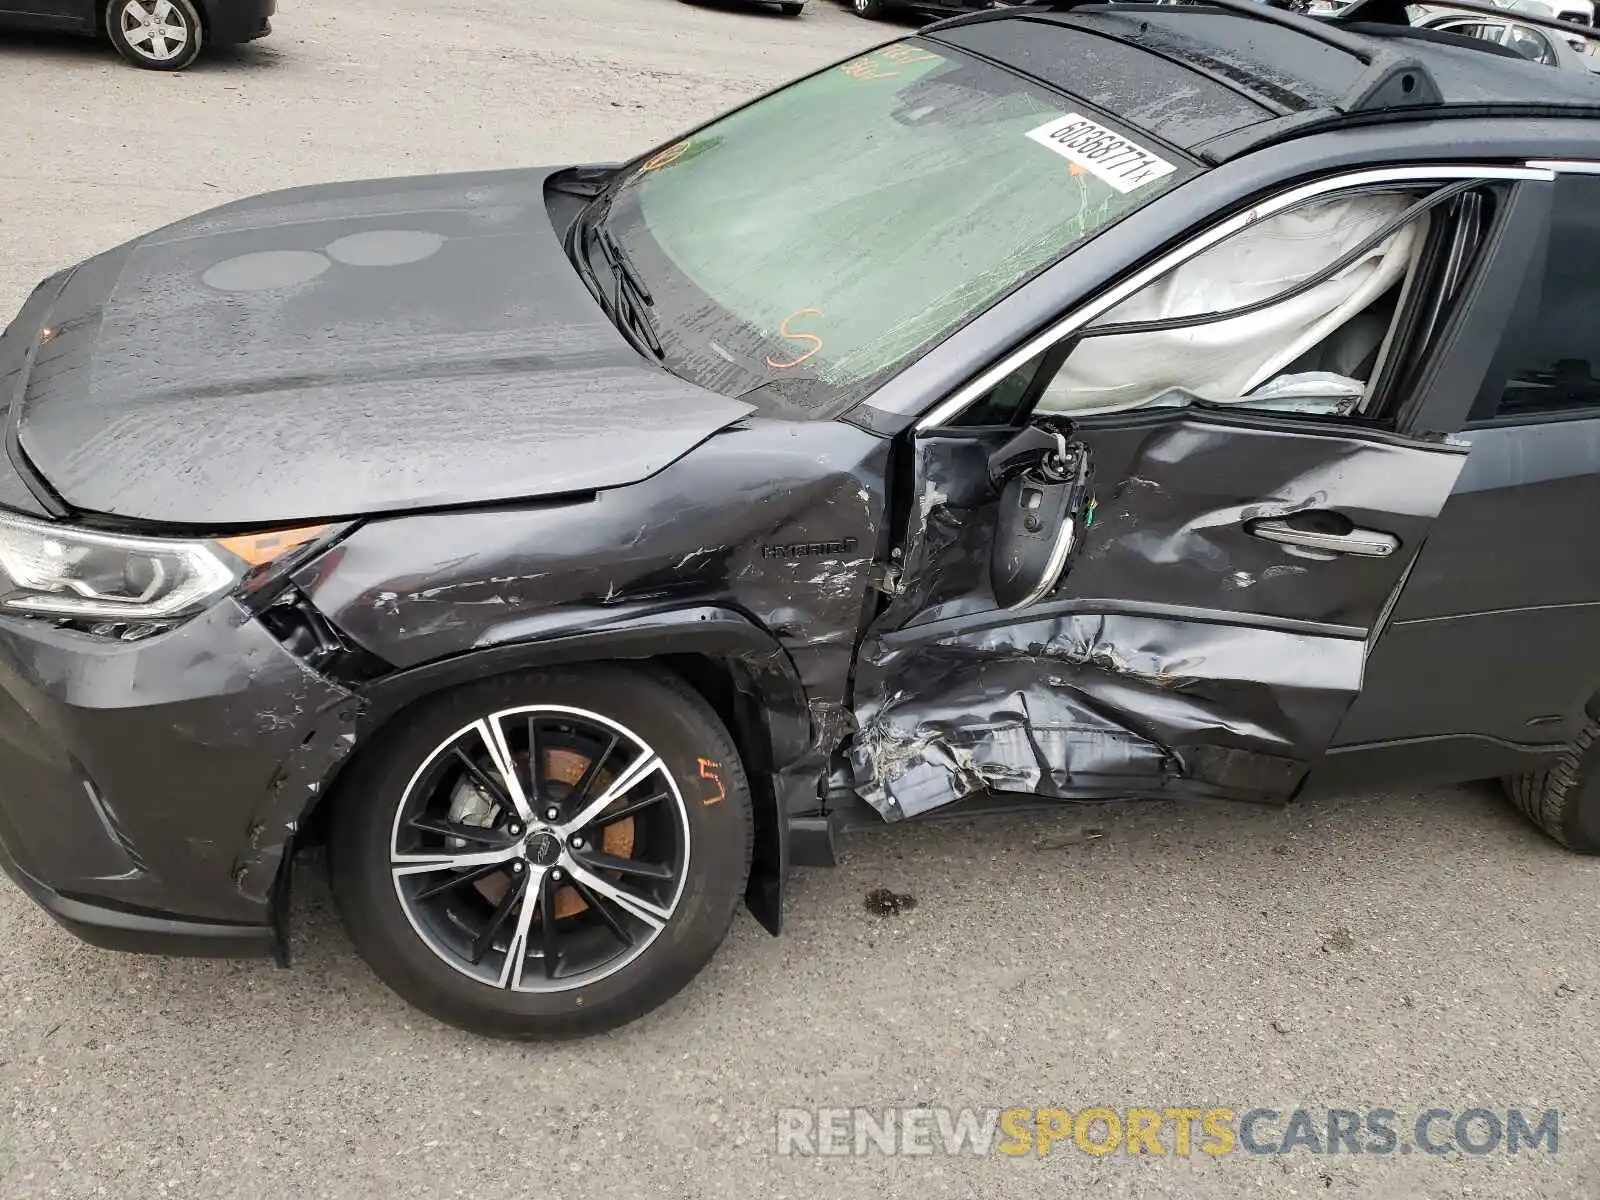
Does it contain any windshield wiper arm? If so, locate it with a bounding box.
[597,224,653,305]
[586,217,663,359]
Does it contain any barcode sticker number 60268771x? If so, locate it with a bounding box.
[1025,113,1178,195]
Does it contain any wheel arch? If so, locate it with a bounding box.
[292,605,813,936]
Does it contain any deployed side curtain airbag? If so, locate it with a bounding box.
[1038,193,1423,416]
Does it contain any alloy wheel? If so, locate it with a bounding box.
[117,0,191,64]
[388,705,691,993]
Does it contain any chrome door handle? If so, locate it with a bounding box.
[1246,518,1399,558]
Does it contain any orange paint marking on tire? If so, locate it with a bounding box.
[698,758,726,806]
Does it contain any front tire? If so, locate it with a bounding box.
[329,665,753,1039]
[1503,716,1600,853]
[105,0,203,70]
[852,0,890,17]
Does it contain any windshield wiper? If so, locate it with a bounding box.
[584,211,663,360]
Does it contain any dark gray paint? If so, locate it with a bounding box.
[0,270,68,518]
[0,600,355,925]
[1333,417,1600,749]
[8,169,753,527]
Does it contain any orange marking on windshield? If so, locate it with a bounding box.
[877,44,940,65]
[841,44,941,80]
[765,308,825,370]
[841,58,897,81]
[642,141,690,172]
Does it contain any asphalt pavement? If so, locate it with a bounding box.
[0,2,1597,1197]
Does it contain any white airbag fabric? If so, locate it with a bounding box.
[1038,193,1421,415]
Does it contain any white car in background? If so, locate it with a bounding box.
[1312,0,1591,25]
[1412,0,1599,67]
[1306,0,1598,67]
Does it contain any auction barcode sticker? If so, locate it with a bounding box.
[1026,113,1177,194]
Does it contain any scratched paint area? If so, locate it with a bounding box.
[297,419,891,786]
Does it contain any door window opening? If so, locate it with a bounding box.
[988,182,1501,425]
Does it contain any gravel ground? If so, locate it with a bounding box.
[0,3,1597,1197]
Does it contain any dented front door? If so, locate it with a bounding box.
[849,412,1470,819]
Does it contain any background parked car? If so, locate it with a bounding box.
[845,0,997,20]
[681,0,806,16]
[1412,0,1599,67]
[0,0,274,69]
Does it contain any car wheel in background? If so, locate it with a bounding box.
[853,0,890,17]
[328,665,754,1039]
[105,0,203,70]
[1503,715,1600,853]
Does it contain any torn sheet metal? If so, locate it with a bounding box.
[852,407,1467,820]
[852,610,1362,819]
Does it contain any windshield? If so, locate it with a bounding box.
[593,39,1196,418]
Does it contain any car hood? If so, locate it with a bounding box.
[1,168,754,527]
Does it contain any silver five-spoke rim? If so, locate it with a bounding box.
[390,705,691,994]
[121,0,189,62]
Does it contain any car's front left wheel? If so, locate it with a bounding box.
[328,666,753,1039]
[105,0,203,70]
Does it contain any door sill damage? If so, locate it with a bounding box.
[850,610,1360,820]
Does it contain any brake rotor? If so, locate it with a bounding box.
[543,746,632,918]
[459,742,635,919]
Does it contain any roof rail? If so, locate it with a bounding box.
[1003,0,1445,112]
[1336,0,1600,44]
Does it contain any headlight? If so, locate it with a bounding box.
[0,511,329,622]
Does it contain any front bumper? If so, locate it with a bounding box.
[0,598,358,955]
[207,0,277,45]
[0,840,277,958]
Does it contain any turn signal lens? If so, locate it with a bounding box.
[216,524,332,568]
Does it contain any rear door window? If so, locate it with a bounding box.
[1470,173,1600,422]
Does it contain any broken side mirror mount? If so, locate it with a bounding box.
[988,420,1095,611]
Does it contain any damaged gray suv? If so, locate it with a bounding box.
[4,0,1600,1039]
